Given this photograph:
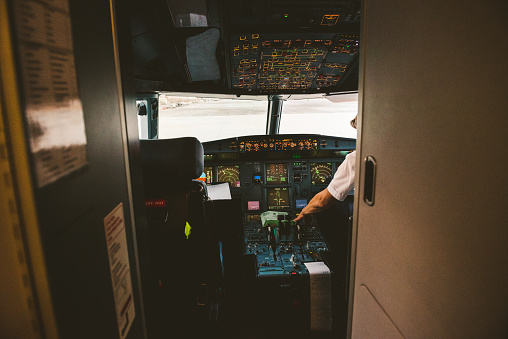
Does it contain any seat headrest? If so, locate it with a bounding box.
[140,137,204,180]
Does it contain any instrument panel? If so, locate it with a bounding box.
[204,134,355,155]
[205,159,345,212]
[239,137,318,152]
[203,135,355,216]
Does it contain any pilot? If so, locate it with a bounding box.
[294,115,357,222]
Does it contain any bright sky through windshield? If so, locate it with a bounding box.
[279,99,357,138]
[158,96,357,143]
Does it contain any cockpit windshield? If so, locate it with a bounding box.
[158,93,358,142]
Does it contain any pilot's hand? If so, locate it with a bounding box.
[294,212,307,223]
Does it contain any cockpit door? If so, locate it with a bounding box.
[350,0,508,337]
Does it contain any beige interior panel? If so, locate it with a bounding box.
[352,285,404,338]
[351,0,508,337]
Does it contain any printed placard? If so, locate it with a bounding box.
[104,203,135,339]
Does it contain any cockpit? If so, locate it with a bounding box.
[0,0,502,339]
[3,0,502,338]
[131,1,361,337]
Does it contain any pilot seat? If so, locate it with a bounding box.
[140,137,223,338]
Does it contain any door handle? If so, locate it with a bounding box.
[363,156,377,206]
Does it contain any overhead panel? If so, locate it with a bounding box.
[226,0,360,94]
[230,33,359,93]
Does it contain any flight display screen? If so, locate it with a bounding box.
[217,165,241,188]
[266,163,288,185]
[248,201,260,211]
[267,187,290,210]
[310,162,334,185]
[295,199,308,209]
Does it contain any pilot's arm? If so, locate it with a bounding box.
[294,151,356,222]
[294,188,336,222]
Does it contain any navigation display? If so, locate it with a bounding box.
[267,187,290,210]
[266,163,288,185]
[218,165,241,188]
[310,162,334,185]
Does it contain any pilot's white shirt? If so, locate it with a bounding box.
[327,151,356,201]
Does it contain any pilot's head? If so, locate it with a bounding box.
[350,115,357,129]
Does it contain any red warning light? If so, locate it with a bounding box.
[145,199,166,207]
